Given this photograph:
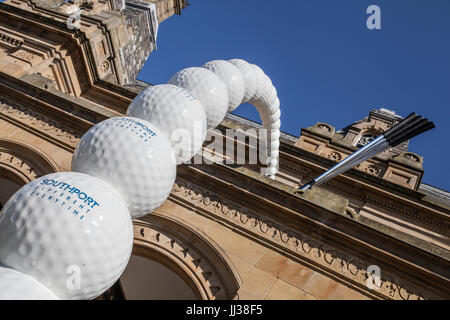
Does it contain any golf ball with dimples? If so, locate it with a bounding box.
[0,267,59,300]
[0,172,133,300]
[168,67,229,129]
[127,84,207,164]
[228,59,257,104]
[250,64,274,106]
[202,60,245,112]
[72,116,176,218]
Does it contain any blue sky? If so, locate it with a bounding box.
[138,0,450,191]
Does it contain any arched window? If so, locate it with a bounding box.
[98,213,242,300]
[0,139,58,209]
[120,254,198,300]
[0,175,23,210]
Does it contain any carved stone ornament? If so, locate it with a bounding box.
[328,151,343,162]
[0,98,81,149]
[170,179,440,300]
[358,133,377,147]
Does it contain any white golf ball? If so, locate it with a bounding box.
[250,64,275,107]
[202,60,245,112]
[169,67,229,129]
[0,172,133,300]
[72,117,176,218]
[127,84,207,164]
[0,267,59,300]
[228,59,257,104]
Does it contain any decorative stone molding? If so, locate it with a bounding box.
[0,138,59,184]
[355,162,386,178]
[0,31,23,48]
[0,98,81,150]
[345,208,359,219]
[1,2,106,94]
[315,122,334,134]
[132,214,242,300]
[31,0,66,8]
[294,136,325,154]
[280,161,313,180]
[392,152,423,170]
[170,178,445,300]
[279,153,448,236]
[11,49,35,64]
[403,153,421,163]
[324,178,449,237]
[99,60,110,72]
[383,165,420,190]
[357,132,378,147]
[364,164,383,176]
[365,193,449,234]
[327,151,342,162]
[0,149,39,183]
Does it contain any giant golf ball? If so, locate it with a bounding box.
[168,67,229,129]
[202,60,245,112]
[127,84,207,164]
[72,116,176,218]
[229,59,257,104]
[0,267,59,300]
[250,64,276,108]
[0,172,133,300]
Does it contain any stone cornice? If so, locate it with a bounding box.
[279,141,450,224]
[0,72,111,123]
[286,154,450,237]
[171,163,449,300]
[0,95,82,151]
[178,163,450,267]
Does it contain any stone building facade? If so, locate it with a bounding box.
[0,1,449,300]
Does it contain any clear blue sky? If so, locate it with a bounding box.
[138,0,450,191]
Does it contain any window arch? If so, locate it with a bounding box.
[111,212,242,300]
[0,138,59,208]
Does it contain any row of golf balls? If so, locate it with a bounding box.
[0,59,280,300]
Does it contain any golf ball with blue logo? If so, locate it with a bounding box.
[0,172,133,300]
[71,116,177,218]
[127,84,207,164]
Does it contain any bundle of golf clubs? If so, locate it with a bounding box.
[299,113,435,191]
